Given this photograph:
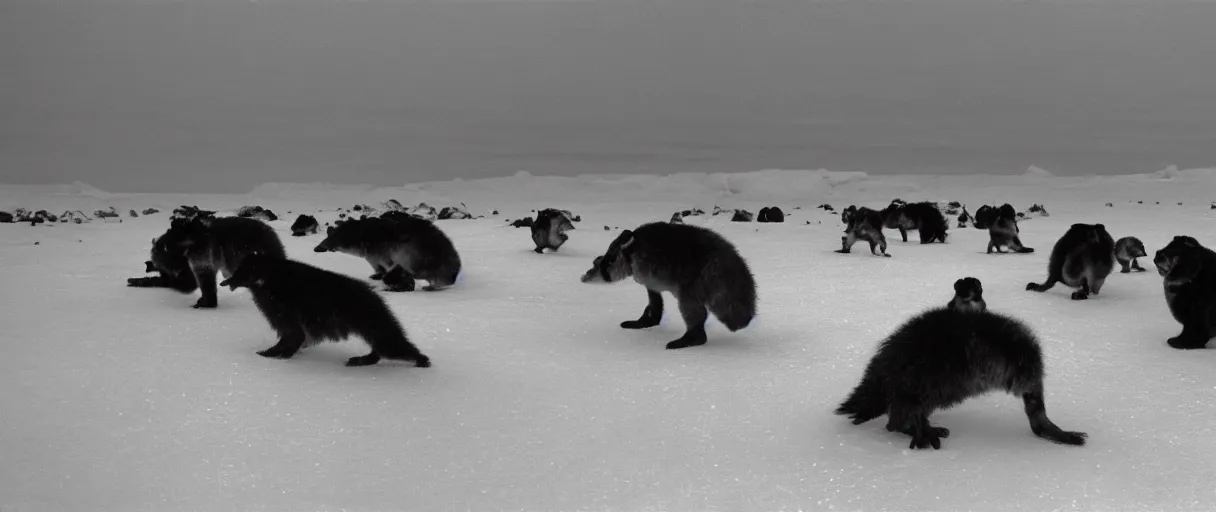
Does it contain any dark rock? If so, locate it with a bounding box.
[510,217,534,228]
[171,205,215,223]
[757,206,785,223]
[290,214,319,237]
[817,204,834,212]
[1106,203,1113,207]
[94,207,120,219]
[0,211,12,223]
[605,225,612,230]
[492,210,499,215]
[236,205,278,222]
[437,204,474,220]
[731,210,754,222]
[129,210,139,218]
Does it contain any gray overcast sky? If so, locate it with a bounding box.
[3,0,1215,193]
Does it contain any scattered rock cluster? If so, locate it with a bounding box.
[237,205,278,222]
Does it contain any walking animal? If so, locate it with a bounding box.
[836,206,891,257]
[1115,236,1148,273]
[987,204,1034,254]
[168,216,287,308]
[835,306,1088,450]
[580,222,757,350]
[1154,235,1216,349]
[219,255,431,367]
[1026,223,1115,300]
[881,201,948,243]
[314,215,462,292]
[531,208,576,253]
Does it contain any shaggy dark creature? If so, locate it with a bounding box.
[220,255,431,367]
[1154,236,1216,349]
[836,307,1088,450]
[1026,223,1115,300]
[581,222,757,350]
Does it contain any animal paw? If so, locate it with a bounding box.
[257,348,290,359]
[192,299,217,309]
[908,432,943,450]
[665,333,708,350]
[1056,431,1088,446]
[1025,283,1039,291]
[1167,336,1208,349]
[1070,291,1089,300]
[413,356,432,368]
[620,319,660,329]
[345,354,382,366]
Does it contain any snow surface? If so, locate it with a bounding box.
[3,169,1216,512]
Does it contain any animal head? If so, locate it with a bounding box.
[840,205,858,227]
[313,220,367,253]
[1154,236,1207,278]
[953,277,983,299]
[997,204,1017,220]
[580,229,637,283]
[218,255,276,291]
[159,218,213,256]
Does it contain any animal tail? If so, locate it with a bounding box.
[707,258,757,331]
[835,370,887,425]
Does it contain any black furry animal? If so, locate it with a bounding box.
[1114,236,1148,273]
[579,222,757,350]
[531,208,575,253]
[314,216,461,292]
[946,277,986,312]
[835,307,1087,450]
[1154,236,1216,349]
[972,205,997,230]
[219,255,431,367]
[836,206,890,257]
[166,217,287,308]
[126,231,199,293]
[1026,223,1115,300]
[757,206,785,223]
[290,214,319,237]
[987,204,1034,254]
[881,201,948,243]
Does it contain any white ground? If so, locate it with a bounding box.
[3,168,1216,512]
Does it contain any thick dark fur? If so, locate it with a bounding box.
[836,206,890,257]
[881,201,948,243]
[1114,236,1147,273]
[1154,236,1216,349]
[169,217,287,308]
[987,204,1034,254]
[580,222,757,350]
[530,208,575,253]
[314,216,462,291]
[835,308,1087,450]
[946,277,986,312]
[1026,223,1115,300]
[973,205,997,230]
[126,231,199,293]
[219,255,430,367]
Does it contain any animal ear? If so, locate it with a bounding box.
[618,230,635,250]
[953,279,967,294]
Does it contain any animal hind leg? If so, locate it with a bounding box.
[835,233,858,254]
[1070,277,1091,300]
[1021,382,1087,445]
[192,267,219,309]
[869,236,891,258]
[1167,322,1211,350]
[1131,258,1146,272]
[887,399,944,450]
[666,293,709,350]
[622,289,663,329]
[898,227,908,243]
[1119,260,1131,273]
